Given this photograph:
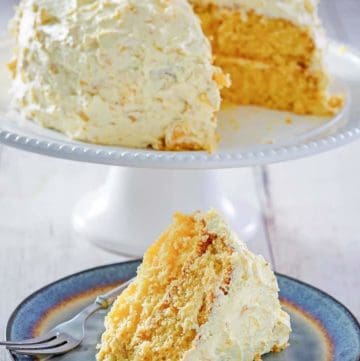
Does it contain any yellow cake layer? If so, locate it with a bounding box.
[194,4,316,66]
[97,213,233,361]
[217,56,343,115]
[193,4,344,115]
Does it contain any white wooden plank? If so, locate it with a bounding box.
[320,0,360,47]
[267,141,360,319]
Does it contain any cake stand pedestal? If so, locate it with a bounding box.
[72,167,259,255]
[1,40,360,256]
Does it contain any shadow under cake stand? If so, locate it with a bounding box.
[1,40,360,256]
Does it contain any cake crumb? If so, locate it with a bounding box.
[285,117,293,125]
[339,45,347,55]
[229,117,240,130]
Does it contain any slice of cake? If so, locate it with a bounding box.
[190,0,344,115]
[97,210,291,361]
[8,0,228,151]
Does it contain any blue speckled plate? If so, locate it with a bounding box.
[6,260,360,361]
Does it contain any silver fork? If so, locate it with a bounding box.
[0,277,134,356]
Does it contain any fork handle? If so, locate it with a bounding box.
[0,278,136,348]
[67,277,135,326]
[95,278,134,309]
[81,278,135,319]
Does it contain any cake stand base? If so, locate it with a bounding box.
[72,167,260,256]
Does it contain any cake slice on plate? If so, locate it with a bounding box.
[191,0,344,115]
[9,0,228,151]
[97,210,291,361]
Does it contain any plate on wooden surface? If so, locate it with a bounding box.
[0,38,360,168]
[6,260,360,361]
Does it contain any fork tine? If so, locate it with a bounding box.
[10,342,79,356]
[6,335,67,351]
[0,332,57,347]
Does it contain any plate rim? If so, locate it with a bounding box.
[5,260,360,361]
[1,38,360,169]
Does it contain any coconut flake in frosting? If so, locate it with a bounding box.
[9,0,226,151]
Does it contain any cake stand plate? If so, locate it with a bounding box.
[1,41,360,169]
[1,39,360,255]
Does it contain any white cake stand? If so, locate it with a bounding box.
[1,39,360,256]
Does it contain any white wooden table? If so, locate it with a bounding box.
[0,1,360,360]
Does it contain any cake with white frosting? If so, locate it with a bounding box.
[8,0,228,151]
[191,0,343,115]
[8,0,343,150]
[97,209,291,361]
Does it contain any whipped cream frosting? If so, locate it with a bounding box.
[10,0,224,150]
[184,210,291,361]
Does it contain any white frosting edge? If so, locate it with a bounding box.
[183,211,291,361]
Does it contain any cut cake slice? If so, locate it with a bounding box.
[97,210,291,361]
